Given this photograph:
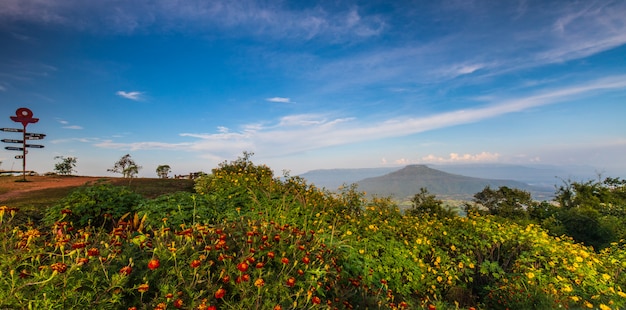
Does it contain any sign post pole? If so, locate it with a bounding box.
[5,108,42,181]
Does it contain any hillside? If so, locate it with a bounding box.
[298,167,398,189]
[356,164,553,200]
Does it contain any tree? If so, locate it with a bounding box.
[54,156,78,175]
[473,186,533,219]
[156,165,171,179]
[108,154,141,178]
[406,187,455,217]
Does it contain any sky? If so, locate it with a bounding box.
[0,0,625,178]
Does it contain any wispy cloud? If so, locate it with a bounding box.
[419,152,501,164]
[94,75,626,159]
[63,125,83,130]
[116,91,144,101]
[266,97,292,103]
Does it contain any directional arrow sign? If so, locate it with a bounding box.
[5,146,24,151]
[1,128,23,133]
[25,133,46,140]
[15,155,24,159]
[1,139,23,144]
[25,144,45,148]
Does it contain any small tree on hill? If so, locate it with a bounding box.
[156,164,171,179]
[53,156,78,175]
[407,187,456,217]
[108,154,141,178]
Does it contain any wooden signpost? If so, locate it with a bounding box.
[2,108,45,181]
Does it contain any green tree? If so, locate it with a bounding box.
[108,154,141,178]
[406,187,455,217]
[473,186,533,219]
[53,156,78,175]
[156,164,171,179]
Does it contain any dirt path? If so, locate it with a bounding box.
[0,176,106,201]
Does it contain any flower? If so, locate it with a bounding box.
[137,283,149,293]
[281,257,289,264]
[302,256,310,264]
[148,259,160,270]
[190,259,201,268]
[254,278,265,287]
[119,266,132,276]
[87,247,100,257]
[173,299,184,309]
[286,277,296,287]
[237,262,249,272]
[51,262,67,273]
[214,288,226,299]
[312,296,321,304]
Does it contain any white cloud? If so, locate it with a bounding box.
[94,75,626,159]
[266,97,292,103]
[419,152,501,163]
[116,91,144,101]
[63,125,83,130]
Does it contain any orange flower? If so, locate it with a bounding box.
[137,283,149,293]
[148,259,160,270]
[173,299,184,309]
[286,277,296,287]
[51,262,67,273]
[312,296,321,304]
[214,288,226,299]
[281,257,289,264]
[237,262,249,272]
[119,266,132,276]
[254,278,265,287]
[190,259,201,268]
[87,247,100,257]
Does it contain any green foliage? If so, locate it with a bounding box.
[3,156,626,310]
[155,165,171,179]
[406,187,456,217]
[473,186,533,219]
[43,182,146,228]
[108,154,141,178]
[53,156,78,176]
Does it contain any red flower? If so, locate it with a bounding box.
[428,305,436,310]
[222,275,231,283]
[267,252,275,259]
[302,256,310,264]
[237,262,249,272]
[71,242,86,249]
[51,262,67,273]
[137,283,149,293]
[148,259,160,270]
[286,277,296,287]
[87,247,99,256]
[173,299,184,309]
[256,262,265,269]
[312,296,321,304]
[281,257,289,264]
[207,306,217,310]
[119,266,132,276]
[190,259,201,268]
[214,288,226,299]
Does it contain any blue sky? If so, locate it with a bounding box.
[1,0,625,178]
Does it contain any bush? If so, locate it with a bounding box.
[44,182,145,228]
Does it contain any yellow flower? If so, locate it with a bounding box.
[599,304,611,310]
[570,296,580,302]
[437,276,443,282]
[584,301,593,308]
[601,273,611,281]
[469,263,475,269]
[450,245,456,251]
[458,262,464,269]
[345,230,352,236]
[526,272,535,279]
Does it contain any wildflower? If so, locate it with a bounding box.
[254,278,265,287]
[51,262,68,273]
[237,262,249,272]
[173,299,184,309]
[191,259,201,268]
[281,257,289,264]
[214,288,226,299]
[119,266,132,276]
[148,259,160,270]
[286,277,296,287]
[137,283,149,293]
[87,247,100,257]
[312,296,321,304]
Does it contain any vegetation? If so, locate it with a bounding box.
[156,165,171,179]
[108,154,142,178]
[1,154,625,309]
[54,156,78,176]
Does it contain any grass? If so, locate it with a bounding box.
[1,176,195,223]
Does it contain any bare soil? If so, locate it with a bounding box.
[0,176,107,201]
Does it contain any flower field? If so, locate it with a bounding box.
[1,156,625,309]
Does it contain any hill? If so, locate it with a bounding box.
[297,167,398,189]
[356,164,553,200]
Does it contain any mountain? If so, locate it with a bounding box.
[355,165,554,200]
[298,167,399,190]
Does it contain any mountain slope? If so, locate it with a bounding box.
[356,165,553,200]
[298,167,399,190]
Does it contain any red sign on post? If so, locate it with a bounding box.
[3,108,44,181]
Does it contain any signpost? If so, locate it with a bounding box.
[2,108,45,181]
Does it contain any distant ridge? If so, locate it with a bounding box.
[298,167,399,190]
[356,165,553,200]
